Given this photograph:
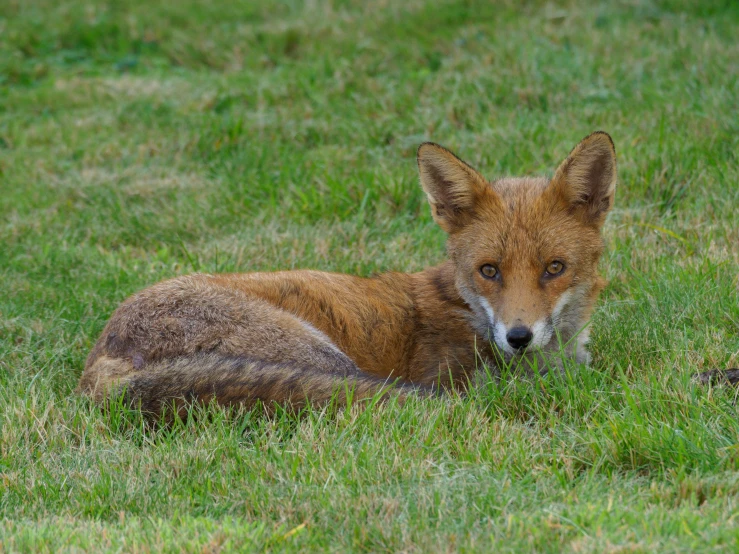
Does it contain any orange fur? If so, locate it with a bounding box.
[78,133,617,417]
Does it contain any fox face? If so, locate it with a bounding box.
[418,133,617,368]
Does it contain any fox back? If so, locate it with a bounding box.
[78,132,617,417]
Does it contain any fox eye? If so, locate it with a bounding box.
[480,264,499,280]
[545,261,565,276]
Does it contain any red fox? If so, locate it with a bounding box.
[78,132,617,417]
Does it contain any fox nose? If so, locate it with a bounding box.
[506,326,533,350]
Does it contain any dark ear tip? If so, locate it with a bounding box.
[417,141,443,162]
[583,131,616,153]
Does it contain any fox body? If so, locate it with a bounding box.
[79,132,617,416]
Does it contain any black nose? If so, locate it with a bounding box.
[506,326,533,350]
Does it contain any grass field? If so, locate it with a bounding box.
[1,0,739,551]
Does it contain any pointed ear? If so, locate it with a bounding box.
[417,142,491,233]
[549,132,617,225]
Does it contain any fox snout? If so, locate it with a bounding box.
[495,319,553,356]
[506,326,534,350]
[478,296,556,357]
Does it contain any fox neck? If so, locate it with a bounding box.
[414,261,470,313]
[413,260,490,341]
[408,262,496,383]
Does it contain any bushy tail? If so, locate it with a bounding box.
[79,352,431,419]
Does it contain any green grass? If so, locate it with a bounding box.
[1,0,739,551]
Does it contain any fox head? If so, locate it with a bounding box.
[417,132,617,367]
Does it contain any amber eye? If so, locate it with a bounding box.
[480,264,499,279]
[545,261,565,276]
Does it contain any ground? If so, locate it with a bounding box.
[1,0,738,552]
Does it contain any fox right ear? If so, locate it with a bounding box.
[417,143,491,233]
[549,132,617,226]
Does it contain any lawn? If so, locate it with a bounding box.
[1,0,738,551]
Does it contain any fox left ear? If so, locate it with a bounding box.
[417,142,494,233]
[550,132,617,225]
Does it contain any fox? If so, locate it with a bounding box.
[78,132,618,418]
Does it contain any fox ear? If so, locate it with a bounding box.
[550,132,617,225]
[417,142,491,232]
